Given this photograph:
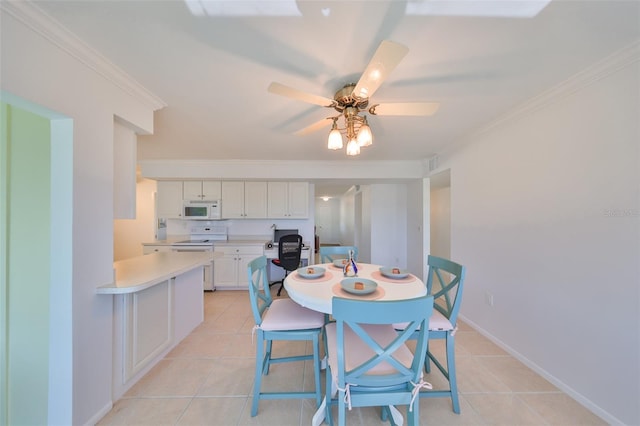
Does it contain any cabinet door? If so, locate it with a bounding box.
[202,181,222,200]
[182,181,202,200]
[221,181,245,218]
[236,255,253,288]
[287,182,309,218]
[267,182,288,218]
[236,246,264,288]
[183,181,222,200]
[213,252,238,288]
[244,182,268,218]
[157,181,183,218]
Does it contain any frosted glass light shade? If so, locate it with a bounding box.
[357,122,373,147]
[346,138,360,156]
[327,128,343,150]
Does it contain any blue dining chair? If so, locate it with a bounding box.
[247,255,325,416]
[319,246,358,263]
[395,255,466,414]
[324,295,434,426]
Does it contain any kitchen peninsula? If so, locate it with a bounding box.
[97,251,218,399]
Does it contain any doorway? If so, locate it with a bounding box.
[315,197,341,246]
[1,94,73,425]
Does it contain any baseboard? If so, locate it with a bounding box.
[458,314,624,426]
[85,401,113,426]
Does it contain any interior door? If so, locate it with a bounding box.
[315,200,336,245]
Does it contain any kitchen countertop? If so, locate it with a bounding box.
[142,236,191,245]
[142,237,270,246]
[97,251,216,295]
[214,239,269,246]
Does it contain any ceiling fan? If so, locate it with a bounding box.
[268,40,440,156]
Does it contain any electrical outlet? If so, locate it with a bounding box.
[484,291,494,307]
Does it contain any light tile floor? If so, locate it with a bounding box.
[98,289,606,426]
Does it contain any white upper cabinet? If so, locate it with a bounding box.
[156,180,183,218]
[287,181,309,218]
[157,180,308,220]
[268,181,309,218]
[183,180,221,200]
[221,181,267,218]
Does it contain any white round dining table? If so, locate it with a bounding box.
[283,262,427,314]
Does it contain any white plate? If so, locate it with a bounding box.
[333,259,349,268]
[297,266,325,279]
[379,267,410,279]
[340,278,377,295]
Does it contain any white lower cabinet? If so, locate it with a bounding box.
[111,266,204,400]
[213,244,263,289]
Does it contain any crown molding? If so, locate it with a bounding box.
[1,1,167,111]
[138,159,427,180]
[475,39,640,136]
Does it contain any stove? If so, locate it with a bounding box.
[173,224,227,246]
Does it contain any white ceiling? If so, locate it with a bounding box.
[33,0,639,196]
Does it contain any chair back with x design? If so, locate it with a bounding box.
[421,255,466,414]
[325,295,434,426]
[425,255,465,330]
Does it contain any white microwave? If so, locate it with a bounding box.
[183,200,221,220]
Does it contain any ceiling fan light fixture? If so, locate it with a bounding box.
[268,40,440,158]
[357,116,373,147]
[346,138,360,156]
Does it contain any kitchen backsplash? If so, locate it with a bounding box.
[165,218,314,242]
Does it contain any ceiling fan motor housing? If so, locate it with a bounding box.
[333,83,369,113]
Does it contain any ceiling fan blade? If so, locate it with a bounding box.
[369,102,440,116]
[352,40,409,99]
[294,117,333,136]
[268,82,335,107]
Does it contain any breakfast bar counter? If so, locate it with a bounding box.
[97,251,218,400]
[97,251,217,294]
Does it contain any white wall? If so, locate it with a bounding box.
[114,177,157,260]
[340,189,356,246]
[430,186,451,259]
[369,184,408,267]
[406,179,426,280]
[439,49,639,425]
[1,4,160,424]
[357,186,371,262]
[113,119,137,219]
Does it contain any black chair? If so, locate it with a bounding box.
[270,234,303,296]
